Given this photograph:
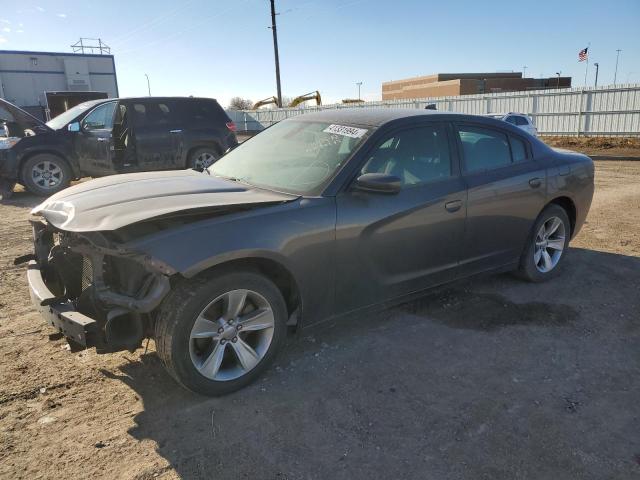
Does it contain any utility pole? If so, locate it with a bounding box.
[614,49,622,85]
[145,73,151,96]
[356,82,362,100]
[555,72,561,89]
[594,63,599,87]
[269,0,283,108]
[522,66,527,78]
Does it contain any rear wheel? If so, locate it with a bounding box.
[154,270,287,396]
[518,204,570,282]
[189,147,220,171]
[21,153,71,196]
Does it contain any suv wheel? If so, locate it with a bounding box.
[154,270,287,396]
[189,148,220,171]
[21,153,71,196]
[518,204,571,282]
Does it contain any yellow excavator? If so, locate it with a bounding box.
[252,96,281,110]
[289,91,322,108]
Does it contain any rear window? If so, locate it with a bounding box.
[515,116,530,126]
[179,99,229,125]
[458,127,512,172]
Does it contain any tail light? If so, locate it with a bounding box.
[226,122,237,132]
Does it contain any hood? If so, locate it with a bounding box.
[32,170,298,232]
[0,98,51,135]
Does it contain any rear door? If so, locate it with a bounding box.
[335,122,466,313]
[130,100,184,171]
[74,101,117,176]
[454,123,546,275]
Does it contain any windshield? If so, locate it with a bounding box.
[46,101,102,130]
[208,120,370,195]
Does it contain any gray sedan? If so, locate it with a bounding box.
[25,109,594,396]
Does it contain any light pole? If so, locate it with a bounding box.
[522,65,527,78]
[356,81,362,100]
[145,73,151,96]
[269,0,283,108]
[614,49,622,85]
[555,71,561,89]
[594,63,599,87]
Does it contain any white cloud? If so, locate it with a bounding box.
[18,23,23,27]
[2,27,10,33]
[0,37,7,44]
[17,29,24,34]
[36,6,45,12]
[57,13,67,18]
[0,19,10,24]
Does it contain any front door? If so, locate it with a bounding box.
[335,123,466,314]
[454,123,547,275]
[129,100,184,171]
[74,101,117,176]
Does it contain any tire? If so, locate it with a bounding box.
[189,147,220,171]
[517,204,571,282]
[21,153,72,196]
[154,270,287,396]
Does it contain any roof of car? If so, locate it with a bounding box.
[291,108,475,127]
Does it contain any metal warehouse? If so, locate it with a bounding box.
[0,49,118,120]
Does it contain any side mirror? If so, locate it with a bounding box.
[67,122,80,132]
[354,173,401,194]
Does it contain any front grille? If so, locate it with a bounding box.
[81,255,93,291]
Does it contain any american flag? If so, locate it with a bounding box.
[578,47,589,62]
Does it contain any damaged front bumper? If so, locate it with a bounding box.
[24,218,175,352]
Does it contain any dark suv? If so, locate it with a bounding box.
[0,97,237,196]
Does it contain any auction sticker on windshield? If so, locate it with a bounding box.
[323,124,368,138]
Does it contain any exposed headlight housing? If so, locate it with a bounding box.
[0,137,20,149]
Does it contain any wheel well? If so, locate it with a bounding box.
[548,196,576,236]
[19,150,75,181]
[191,258,301,325]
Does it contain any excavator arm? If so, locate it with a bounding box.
[289,91,322,108]
[252,96,281,109]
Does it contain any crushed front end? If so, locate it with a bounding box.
[23,218,175,352]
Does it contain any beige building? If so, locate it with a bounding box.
[382,73,572,100]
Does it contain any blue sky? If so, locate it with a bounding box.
[0,0,638,106]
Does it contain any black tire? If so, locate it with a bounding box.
[154,270,287,396]
[21,153,72,196]
[188,147,220,171]
[517,204,571,282]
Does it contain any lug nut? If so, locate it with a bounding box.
[218,327,224,334]
[232,337,238,343]
[228,319,234,325]
[236,324,242,331]
[220,339,226,345]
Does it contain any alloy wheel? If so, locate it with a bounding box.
[31,160,63,189]
[193,152,216,170]
[189,289,275,381]
[534,216,566,273]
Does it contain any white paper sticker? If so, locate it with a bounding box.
[323,124,368,138]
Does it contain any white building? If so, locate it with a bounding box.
[0,49,118,119]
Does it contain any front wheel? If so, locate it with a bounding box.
[517,204,571,282]
[21,153,71,196]
[154,270,287,396]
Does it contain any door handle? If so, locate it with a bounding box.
[445,200,462,213]
[169,129,183,134]
[528,177,542,188]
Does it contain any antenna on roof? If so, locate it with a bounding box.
[70,38,111,55]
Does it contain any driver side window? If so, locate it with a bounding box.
[81,102,116,131]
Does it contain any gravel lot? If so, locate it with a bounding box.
[1,161,639,480]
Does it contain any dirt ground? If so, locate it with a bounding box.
[542,136,640,158]
[0,162,639,480]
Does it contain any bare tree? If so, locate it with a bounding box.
[228,97,253,110]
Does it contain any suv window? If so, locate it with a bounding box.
[505,116,518,125]
[179,99,228,124]
[81,102,116,131]
[458,127,511,172]
[361,125,451,186]
[515,116,530,126]
[131,101,176,127]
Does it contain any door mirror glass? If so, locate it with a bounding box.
[355,173,401,194]
[67,122,80,132]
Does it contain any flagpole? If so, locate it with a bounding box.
[583,43,591,87]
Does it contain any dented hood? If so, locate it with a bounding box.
[32,170,298,231]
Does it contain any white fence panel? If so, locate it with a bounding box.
[227,84,640,136]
